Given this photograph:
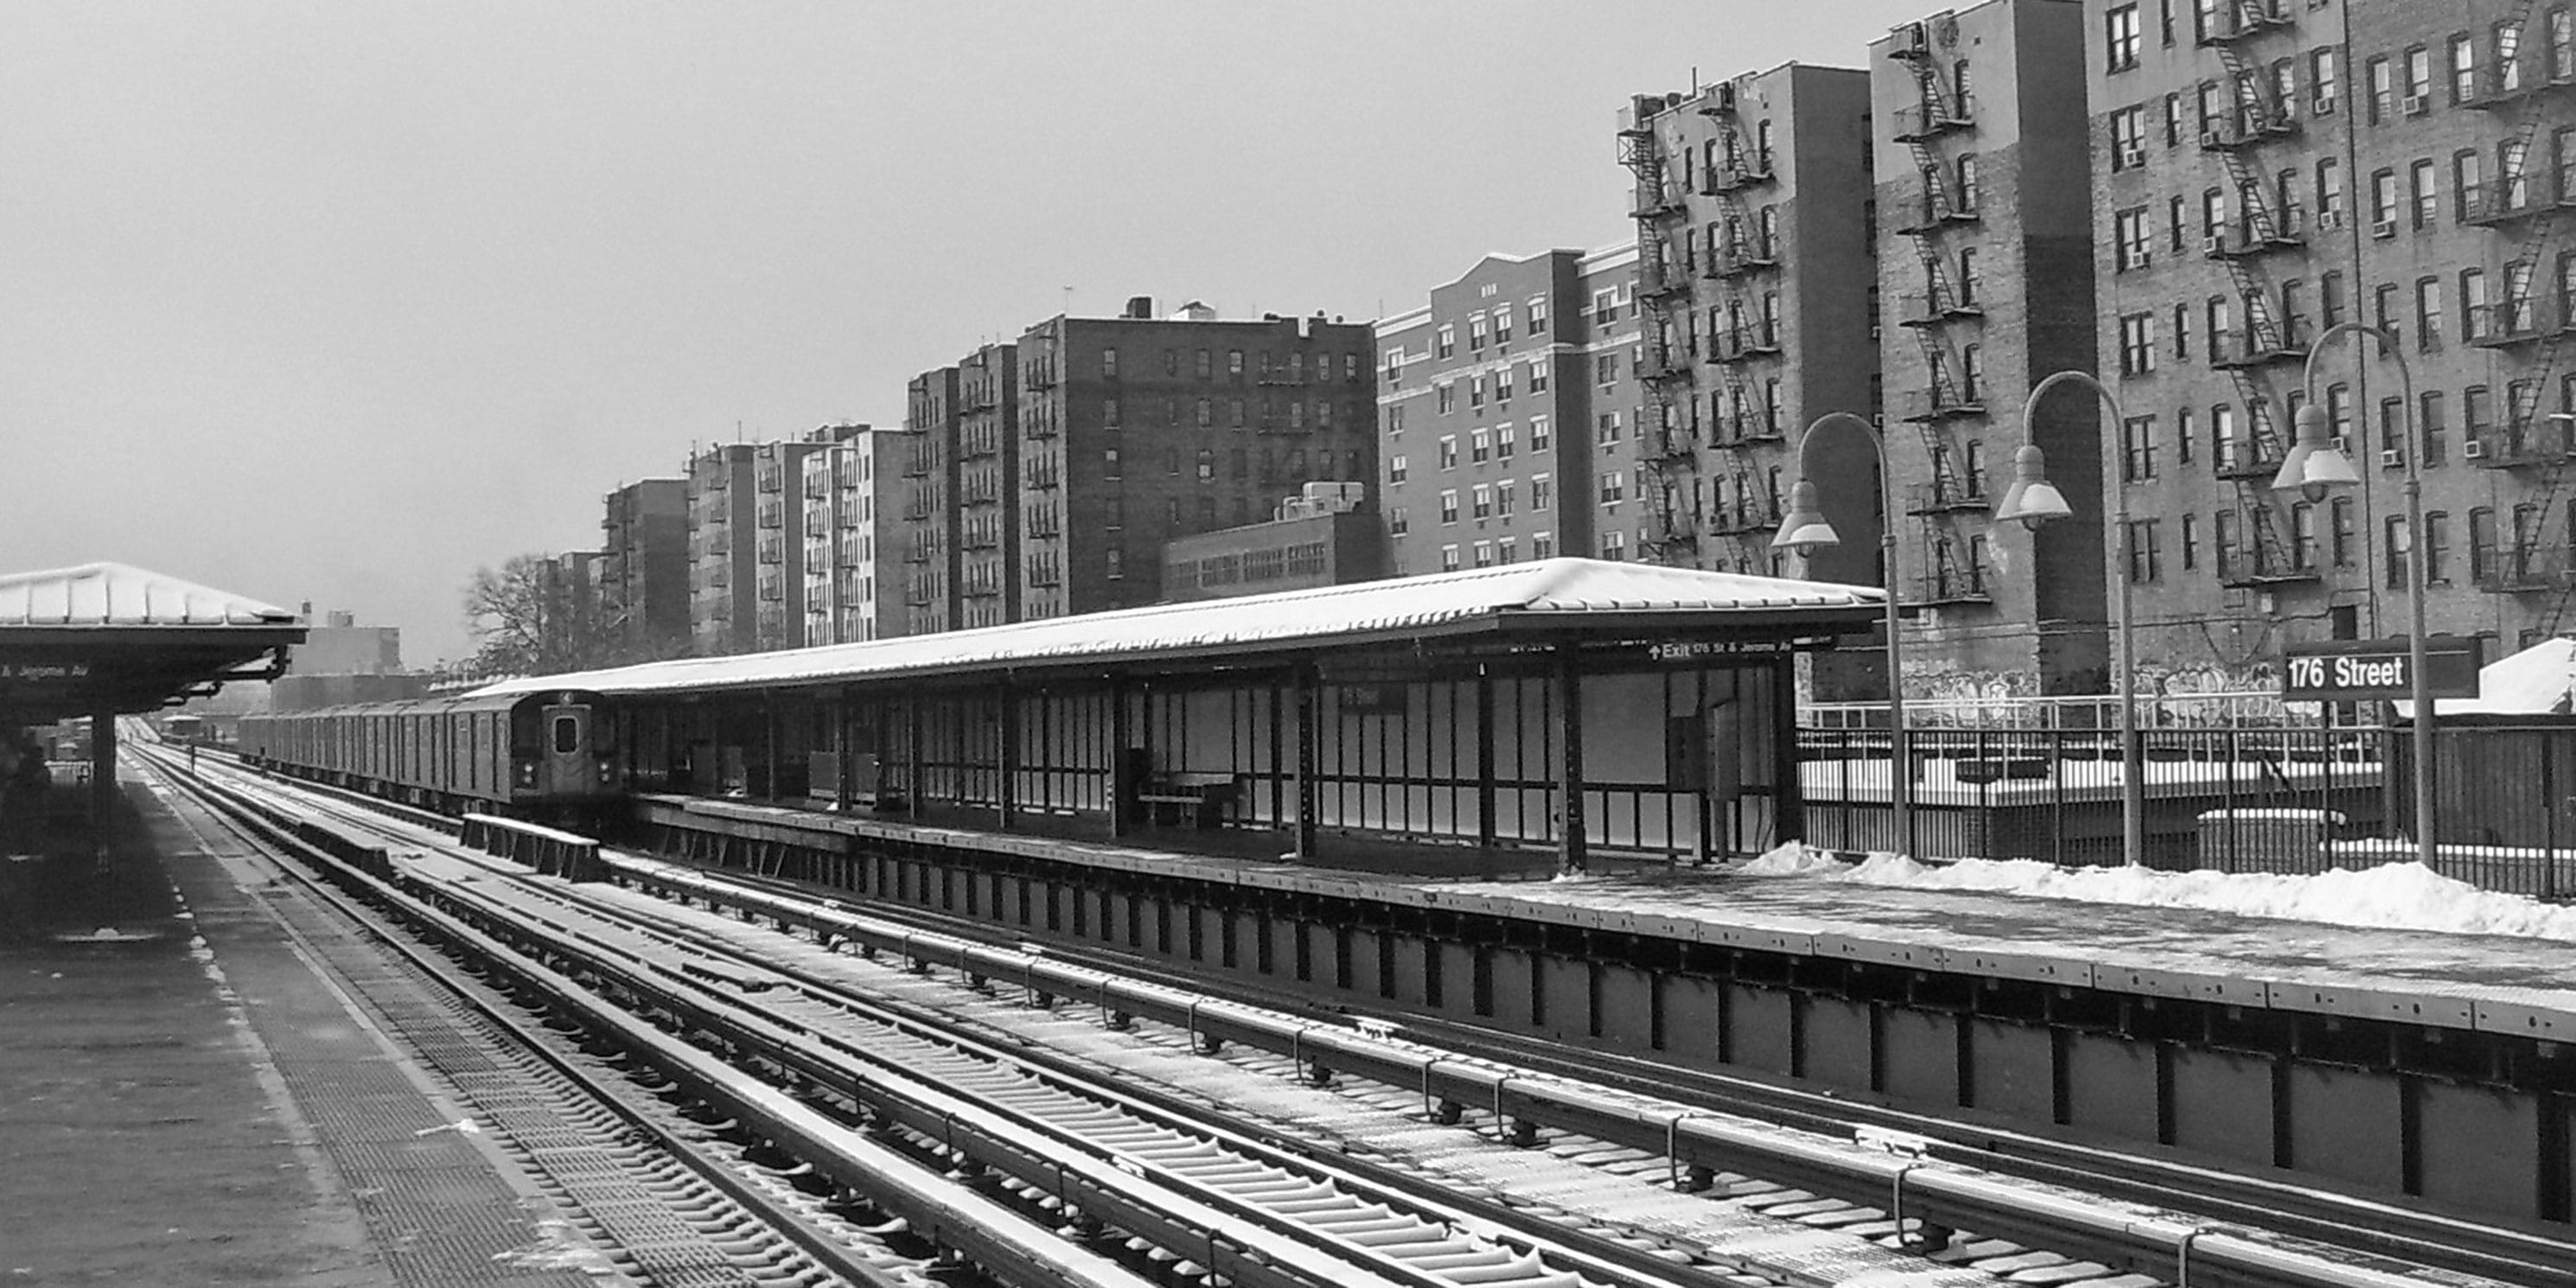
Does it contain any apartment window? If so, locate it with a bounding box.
[2463,269,2492,340]
[1592,290,1618,322]
[2129,520,2163,582]
[1598,470,1627,505]
[1470,427,1490,462]
[1387,453,1407,483]
[1527,359,1549,393]
[2111,106,2146,169]
[1758,207,1779,257]
[1468,374,1484,407]
[1437,384,1456,414]
[1105,396,1123,425]
[2292,502,2318,571]
[2466,385,2495,452]
[1467,314,1487,350]
[2426,511,2452,583]
[2455,149,2485,220]
[1196,449,1215,481]
[2405,46,2433,103]
[1228,349,1244,377]
[1958,154,1980,209]
[2471,507,2500,582]
[1440,545,1461,572]
[1101,348,1119,378]
[1388,507,1409,537]
[2164,92,2184,147]
[2378,397,2406,457]
[1497,424,1516,459]
[2207,296,2231,363]
[2369,169,2400,229]
[2214,509,2241,580]
[2106,3,2142,72]
[2554,8,2576,80]
[1196,397,1212,427]
[2201,186,2227,238]
[2331,496,2356,566]
[2114,207,2152,270]
[2505,137,2533,209]
[1494,305,1513,343]
[2120,313,2158,375]
[1472,484,1492,520]
[2181,513,2200,570]
[1531,475,1553,510]
[1596,411,1623,444]
[1597,353,1620,386]
[2123,414,2158,480]
[2452,33,2477,103]
[2366,55,2392,123]
[1437,324,1456,358]
[2317,156,2344,221]
[2311,48,2338,112]
[2421,390,2449,464]
[2321,271,2346,328]
[1530,416,1551,450]
[1439,490,1459,525]
[2212,402,2237,463]
[1529,295,1549,330]
[1438,435,1458,469]
[2168,194,2190,252]
[2384,517,2408,588]
[2416,277,2445,349]
[1495,365,1514,402]
[2177,406,2197,462]
[1961,344,1984,399]
[1497,479,1516,515]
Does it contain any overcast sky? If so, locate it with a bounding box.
[4,1,1949,664]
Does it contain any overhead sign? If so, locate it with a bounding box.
[2281,637,2483,702]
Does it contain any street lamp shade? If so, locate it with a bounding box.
[1769,478,1840,552]
[2273,403,2362,501]
[1990,443,2072,530]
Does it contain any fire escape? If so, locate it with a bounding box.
[1891,22,1992,609]
[2445,2,2576,617]
[1621,93,1702,565]
[1684,82,1784,569]
[2198,1,2310,586]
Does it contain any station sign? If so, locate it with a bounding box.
[2280,637,2483,702]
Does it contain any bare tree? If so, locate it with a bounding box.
[461,554,627,678]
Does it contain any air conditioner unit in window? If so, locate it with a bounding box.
[2464,439,2488,459]
[2313,95,2337,116]
[2203,233,2228,256]
[2371,219,2396,238]
[2332,436,2350,453]
[2401,92,2429,115]
[2118,145,2146,169]
[2315,210,2346,231]
[2381,449,2404,468]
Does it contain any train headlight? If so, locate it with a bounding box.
[513,761,536,788]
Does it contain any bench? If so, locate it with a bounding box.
[1137,771,1241,829]
[461,813,603,881]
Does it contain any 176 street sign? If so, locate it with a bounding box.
[2281,637,2483,702]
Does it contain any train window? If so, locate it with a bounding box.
[552,716,578,754]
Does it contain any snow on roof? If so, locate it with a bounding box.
[475,558,1883,699]
[0,562,298,628]
[2396,636,2576,719]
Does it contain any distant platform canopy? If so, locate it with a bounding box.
[0,562,308,724]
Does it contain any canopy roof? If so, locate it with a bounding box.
[2396,637,2576,720]
[476,558,1883,699]
[0,563,306,722]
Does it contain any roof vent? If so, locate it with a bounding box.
[1124,295,1153,319]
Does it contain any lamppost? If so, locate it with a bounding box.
[1989,371,2146,866]
[1771,411,1912,857]
[2268,322,2434,871]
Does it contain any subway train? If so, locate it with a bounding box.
[237,688,617,817]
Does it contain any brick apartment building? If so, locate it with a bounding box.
[2088,0,2576,680]
[1872,1,2112,695]
[600,477,690,661]
[1011,300,1377,616]
[1375,246,1633,575]
[898,348,1016,636]
[685,443,757,655]
[1618,64,1884,596]
[794,424,873,646]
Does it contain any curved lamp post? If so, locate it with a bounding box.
[1990,372,2144,866]
[2269,322,2432,872]
[1771,411,1911,857]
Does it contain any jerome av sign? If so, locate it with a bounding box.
[2281,637,2483,702]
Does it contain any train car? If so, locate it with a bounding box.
[239,687,617,818]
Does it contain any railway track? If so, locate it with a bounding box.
[143,746,1726,1288]
[155,742,2547,1288]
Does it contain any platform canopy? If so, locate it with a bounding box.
[475,558,1886,699]
[0,562,308,724]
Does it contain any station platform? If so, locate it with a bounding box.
[0,766,590,1285]
[649,792,2576,1038]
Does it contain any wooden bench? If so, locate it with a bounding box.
[1137,771,1240,829]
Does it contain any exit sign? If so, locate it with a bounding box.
[2281,637,2484,702]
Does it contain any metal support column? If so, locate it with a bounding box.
[1556,646,1587,876]
[1476,666,1498,851]
[1771,655,1803,850]
[906,694,924,816]
[1109,676,1134,840]
[89,705,118,854]
[762,692,781,801]
[996,675,1017,832]
[833,690,853,813]
[1293,663,1320,860]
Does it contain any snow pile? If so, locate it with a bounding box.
[1745,842,2576,940]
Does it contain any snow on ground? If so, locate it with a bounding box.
[1737,842,2576,940]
